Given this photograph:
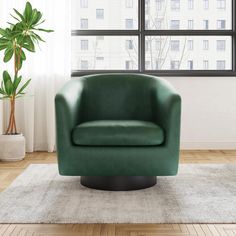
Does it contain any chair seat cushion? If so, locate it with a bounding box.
[72,120,164,146]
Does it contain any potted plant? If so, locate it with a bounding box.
[0,2,53,161]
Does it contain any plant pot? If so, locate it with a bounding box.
[0,134,25,161]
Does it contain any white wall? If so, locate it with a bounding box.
[0,102,3,134]
[166,77,236,149]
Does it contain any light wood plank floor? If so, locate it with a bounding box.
[0,151,236,236]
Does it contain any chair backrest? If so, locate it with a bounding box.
[81,74,156,122]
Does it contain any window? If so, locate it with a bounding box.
[126,60,134,70]
[170,20,180,29]
[126,40,134,50]
[125,19,133,29]
[217,0,226,9]
[81,40,88,50]
[81,60,89,70]
[203,40,209,50]
[156,0,164,10]
[188,40,194,50]
[126,0,133,8]
[203,20,209,29]
[80,19,88,29]
[80,0,88,8]
[188,60,194,70]
[155,18,163,29]
[170,61,179,70]
[72,0,234,75]
[217,40,226,51]
[170,40,180,51]
[217,20,226,29]
[171,0,180,10]
[188,20,194,29]
[96,9,104,19]
[188,0,194,9]
[217,60,226,70]
[203,60,209,69]
[203,0,209,9]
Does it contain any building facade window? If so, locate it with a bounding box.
[96,9,104,19]
[126,0,133,8]
[203,40,209,50]
[156,0,164,10]
[188,60,194,70]
[126,60,134,70]
[217,40,226,51]
[217,20,226,29]
[81,40,89,50]
[203,20,209,29]
[217,60,226,69]
[125,19,134,29]
[80,19,88,29]
[170,60,180,70]
[170,40,180,51]
[126,40,134,50]
[217,0,226,10]
[81,60,89,70]
[80,0,88,8]
[188,40,194,50]
[203,0,209,9]
[171,0,180,10]
[170,20,180,29]
[188,20,194,29]
[203,60,209,69]
[188,0,194,9]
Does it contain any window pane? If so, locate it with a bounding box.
[146,0,232,30]
[145,36,232,70]
[72,36,138,70]
[72,0,138,30]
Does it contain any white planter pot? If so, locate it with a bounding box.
[0,134,25,161]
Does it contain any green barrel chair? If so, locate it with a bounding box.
[55,74,181,190]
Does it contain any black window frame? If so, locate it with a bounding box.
[72,0,236,77]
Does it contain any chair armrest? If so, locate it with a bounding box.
[152,78,181,149]
[55,78,84,148]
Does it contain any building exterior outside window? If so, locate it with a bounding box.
[203,40,209,50]
[80,19,88,29]
[188,40,194,50]
[203,0,209,9]
[72,0,233,73]
[126,0,133,8]
[217,0,226,10]
[217,20,226,29]
[171,0,180,10]
[81,40,89,50]
[170,40,180,51]
[188,0,194,9]
[217,60,226,70]
[96,9,104,19]
[125,19,134,29]
[217,40,226,51]
[188,20,194,29]
[80,0,88,8]
[170,20,180,29]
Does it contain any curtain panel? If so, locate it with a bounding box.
[0,0,71,152]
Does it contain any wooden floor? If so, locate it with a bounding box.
[0,150,236,236]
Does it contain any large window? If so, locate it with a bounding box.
[72,0,235,76]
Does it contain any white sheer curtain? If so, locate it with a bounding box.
[0,0,71,152]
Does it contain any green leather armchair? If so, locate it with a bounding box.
[55,74,181,190]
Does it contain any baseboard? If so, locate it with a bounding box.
[181,141,236,150]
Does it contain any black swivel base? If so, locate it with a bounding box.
[80,176,157,191]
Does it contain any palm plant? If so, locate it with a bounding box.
[0,2,53,135]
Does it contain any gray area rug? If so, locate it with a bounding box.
[0,164,235,223]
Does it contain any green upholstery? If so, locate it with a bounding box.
[55,74,181,176]
[72,120,164,146]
